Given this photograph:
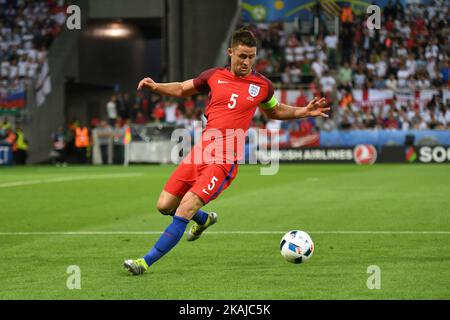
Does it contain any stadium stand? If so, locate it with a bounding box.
[2,0,449,164]
[0,0,67,148]
[101,0,449,135]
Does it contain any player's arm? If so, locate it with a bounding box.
[137,77,198,98]
[260,96,330,120]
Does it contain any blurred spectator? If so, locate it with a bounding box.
[319,70,336,95]
[183,96,195,118]
[441,59,450,87]
[373,74,387,89]
[117,92,131,120]
[0,0,67,99]
[134,111,148,125]
[74,123,90,164]
[385,74,398,91]
[112,121,125,165]
[106,95,118,126]
[337,62,353,90]
[384,109,400,129]
[324,31,338,70]
[311,59,328,78]
[353,65,366,89]
[13,126,28,165]
[51,126,67,166]
[295,88,308,107]
[339,90,353,109]
[165,98,178,124]
[152,100,165,122]
[96,120,112,165]
[5,127,16,162]
[362,109,377,129]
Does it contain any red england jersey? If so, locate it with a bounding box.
[191,66,275,163]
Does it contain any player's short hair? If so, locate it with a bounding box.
[230,28,257,48]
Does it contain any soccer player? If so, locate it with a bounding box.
[124,28,330,275]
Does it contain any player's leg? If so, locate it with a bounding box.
[124,191,205,275]
[124,164,208,275]
[186,163,238,241]
[156,189,212,224]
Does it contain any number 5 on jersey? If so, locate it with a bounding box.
[228,93,239,109]
[202,176,218,195]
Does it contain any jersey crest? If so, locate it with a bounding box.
[248,84,261,97]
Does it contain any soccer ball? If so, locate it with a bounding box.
[280,230,314,264]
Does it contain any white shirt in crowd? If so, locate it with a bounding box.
[353,73,366,89]
[165,102,178,123]
[27,60,39,78]
[427,60,437,79]
[27,48,38,61]
[324,35,338,49]
[317,49,327,63]
[445,110,450,126]
[266,119,282,132]
[376,60,387,77]
[397,69,410,88]
[425,45,439,59]
[415,78,430,89]
[289,65,301,83]
[18,59,27,77]
[422,110,431,123]
[385,77,397,91]
[312,60,327,78]
[1,60,10,77]
[418,120,428,130]
[106,100,117,120]
[320,76,336,93]
[9,63,18,79]
[401,117,411,130]
[405,58,416,75]
[397,46,408,58]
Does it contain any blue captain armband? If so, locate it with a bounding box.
[260,95,279,110]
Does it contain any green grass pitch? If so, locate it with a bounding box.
[0,164,449,299]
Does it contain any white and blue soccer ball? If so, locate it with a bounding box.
[280,230,314,264]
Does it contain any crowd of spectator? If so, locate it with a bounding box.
[99,90,208,131]
[243,0,450,132]
[245,0,449,89]
[0,0,67,96]
[110,1,450,133]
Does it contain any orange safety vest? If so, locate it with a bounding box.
[75,127,90,148]
[341,7,353,23]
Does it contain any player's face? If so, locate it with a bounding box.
[228,45,257,77]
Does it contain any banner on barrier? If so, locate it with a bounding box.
[256,145,450,164]
[256,145,377,164]
[0,144,13,165]
[406,146,450,163]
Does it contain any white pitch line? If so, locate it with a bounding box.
[0,173,144,188]
[0,231,449,236]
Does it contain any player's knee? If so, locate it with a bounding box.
[156,200,174,215]
[176,193,204,219]
[175,203,196,220]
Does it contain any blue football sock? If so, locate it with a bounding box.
[143,216,189,267]
[192,209,209,225]
[170,209,209,225]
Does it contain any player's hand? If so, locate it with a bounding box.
[305,97,330,118]
[137,77,157,91]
